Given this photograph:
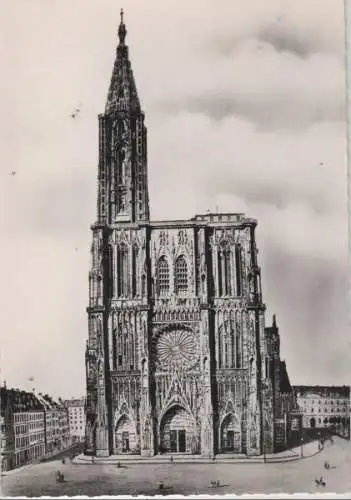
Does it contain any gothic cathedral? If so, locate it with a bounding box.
[85,12,275,458]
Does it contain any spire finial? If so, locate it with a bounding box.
[118,8,127,45]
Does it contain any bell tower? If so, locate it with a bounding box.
[85,10,151,458]
[97,9,150,224]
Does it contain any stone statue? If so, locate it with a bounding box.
[143,420,151,450]
[250,424,257,449]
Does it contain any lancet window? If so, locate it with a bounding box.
[115,326,136,371]
[218,320,242,369]
[117,243,129,297]
[105,245,114,299]
[174,255,188,294]
[132,245,138,297]
[157,256,170,295]
[235,245,242,296]
[218,243,232,296]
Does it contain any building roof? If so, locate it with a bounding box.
[36,393,66,411]
[64,398,85,407]
[1,387,44,415]
[92,213,258,232]
[0,385,68,416]
[292,385,350,398]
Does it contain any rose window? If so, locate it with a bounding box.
[156,330,198,370]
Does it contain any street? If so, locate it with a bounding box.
[1,437,350,496]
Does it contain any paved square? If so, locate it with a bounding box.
[2,437,350,496]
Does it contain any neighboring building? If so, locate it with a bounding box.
[265,315,296,451]
[13,407,30,468]
[0,386,15,472]
[293,385,350,438]
[36,394,70,454]
[85,12,284,458]
[36,394,54,454]
[1,386,71,471]
[57,399,71,449]
[26,393,45,463]
[0,388,45,470]
[64,398,85,443]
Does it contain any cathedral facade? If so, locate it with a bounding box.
[85,12,275,457]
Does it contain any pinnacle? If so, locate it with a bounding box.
[104,10,141,114]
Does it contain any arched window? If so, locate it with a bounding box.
[224,335,229,367]
[218,243,232,296]
[175,255,188,294]
[157,256,170,295]
[218,252,223,297]
[132,245,138,297]
[218,321,241,369]
[235,245,242,296]
[117,329,123,368]
[115,326,136,371]
[105,245,114,299]
[117,244,129,297]
[112,329,117,369]
[223,248,232,295]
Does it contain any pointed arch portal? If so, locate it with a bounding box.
[159,405,197,454]
[115,414,137,453]
[220,413,242,453]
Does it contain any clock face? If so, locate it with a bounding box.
[155,329,198,371]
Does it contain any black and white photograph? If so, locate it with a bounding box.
[0,0,350,496]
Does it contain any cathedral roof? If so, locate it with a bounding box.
[105,9,141,115]
[279,361,292,394]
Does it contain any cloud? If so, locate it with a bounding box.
[262,250,350,385]
[257,23,322,59]
[156,46,345,129]
[149,113,346,222]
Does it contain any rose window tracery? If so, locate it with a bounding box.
[155,329,198,371]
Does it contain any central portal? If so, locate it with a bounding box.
[160,405,198,454]
[170,429,186,452]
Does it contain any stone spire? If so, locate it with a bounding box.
[97,9,150,224]
[272,314,277,328]
[105,9,141,114]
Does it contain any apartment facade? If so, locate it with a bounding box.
[293,385,350,438]
[64,398,86,443]
[1,386,70,471]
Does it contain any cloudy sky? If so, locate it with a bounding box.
[0,0,349,399]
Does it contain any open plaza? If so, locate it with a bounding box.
[2,436,350,496]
